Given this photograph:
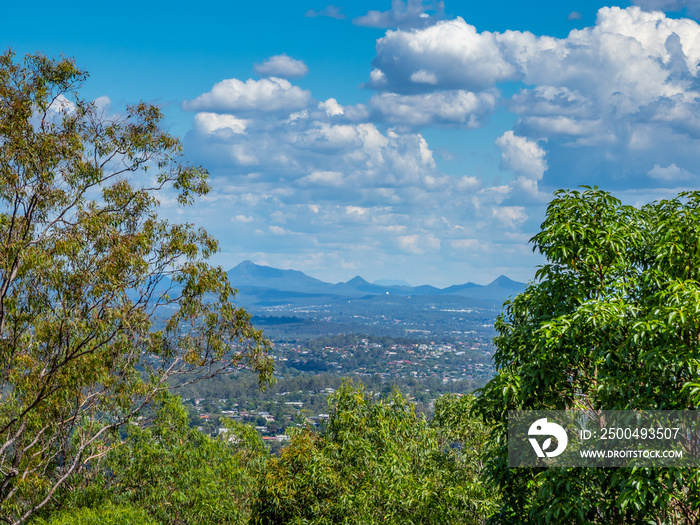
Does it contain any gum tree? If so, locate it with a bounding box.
[0,50,273,523]
[253,382,497,525]
[475,187,700,524]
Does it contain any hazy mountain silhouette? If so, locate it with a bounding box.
[227,260,526,306]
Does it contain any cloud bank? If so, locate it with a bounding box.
[179,6,700,284]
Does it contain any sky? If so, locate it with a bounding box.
[5,0,700,286]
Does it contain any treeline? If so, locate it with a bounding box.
[172,371,479,402]
[29,384,497,525]
[170,371,480,438]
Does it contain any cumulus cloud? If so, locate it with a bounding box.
[319,98,344,116]
[254,54,309,78]
[47,94,76,116]
[93,96,111,112]
[186,109,447,194]
[183,77,310,113]
[369,8,700,99]
[180,69,527,280]
[368,90,497,126]
[299,170,345,187]
[495,132,547,180]
[367,7,700,187]
[354,0,445,29]
[493,206,528,228]
[193,112,248,135]
[368,18,516,93]
[648,162,693,180]
[410,70,438,85]
[170,5,700,287]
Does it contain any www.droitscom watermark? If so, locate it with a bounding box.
[509,410,700,467]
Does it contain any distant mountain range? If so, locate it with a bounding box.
[227,260,527,307]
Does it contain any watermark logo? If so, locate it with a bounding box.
[528,417,568,458]
[510,410,699,467]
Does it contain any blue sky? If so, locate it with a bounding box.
[5,0,700,286]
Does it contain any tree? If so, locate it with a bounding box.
[29,503,157,525]
[37,393,269,525]
[252,382,497,524]
[475,187,700,523]
[0,50,273,523]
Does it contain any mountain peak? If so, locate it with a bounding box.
[346,275,369,286]
[228,260,329,291]
[235,259,256,269]
[488,275,523,289]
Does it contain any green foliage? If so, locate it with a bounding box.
[32,393,269,524]
[431,394,491,476]
[30,502,157,525]
[475,187,700,523]
[253,383,497,524]
[0,50,273,523]
[97,393,267,524]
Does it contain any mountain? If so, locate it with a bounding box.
[487,275,524,291]
[228,260,331,294]
[226,260,527,307]
[444,275,525,302]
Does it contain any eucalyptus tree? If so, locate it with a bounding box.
[253,383,497,525]
[0,50,273,523]
[475,187,700,523]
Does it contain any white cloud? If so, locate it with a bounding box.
[299,171,345,186]
[93,96,111,112]
[288,110,309,122]
[354,0,445,29]
[171,5,700,287]
[254,54,309,78]
[269,225,293,235]
[319,98,344,116]
[493,206,528,227]
[495,132,547,180]
[648,162,693,180]
[396,233,441,254]
[457,176,481,191]
[369,90,497,126]
[568,11,583,20]
[410,70,438,84]
[47,94,76,116]
[370,8,700,100]
[370,69,387,86]
[183,77,311,113]
[367,6,700,188]
[180,52,564,287]
[368,18,516,92]
[193,112,248,135]
[345,206,368,215]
